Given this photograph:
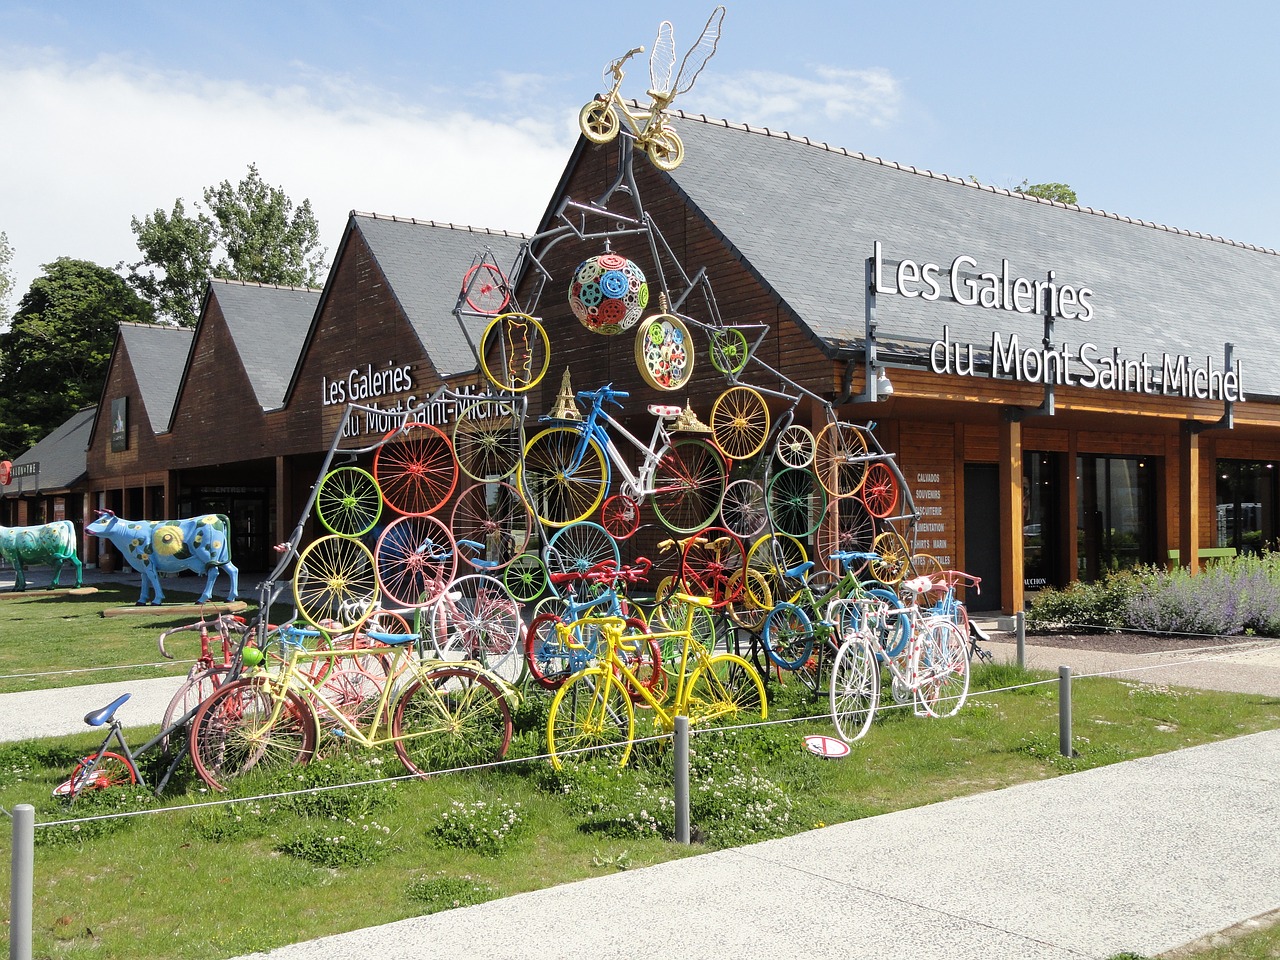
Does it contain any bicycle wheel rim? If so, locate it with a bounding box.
[651,438,726,534]
[710,386,770,461]
[480,313,549,393]
[315,466,383,538]
[451,481,532,572]
[520,427,609,528]
[453,397,522,482]
[373,421,458,516]
[374,515,457,609]
[294,535,379,630]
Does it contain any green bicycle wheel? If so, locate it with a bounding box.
[315,466,382,538]
[709,327,750,376]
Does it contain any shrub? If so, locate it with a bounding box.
[431,797,525,856]
[276,814,393,867]
[271,752,399,820]
[406,874,498,913]
[1027,573,1144,631]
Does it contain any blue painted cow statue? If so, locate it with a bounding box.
[86,510,239,605]
[0,520,84,591]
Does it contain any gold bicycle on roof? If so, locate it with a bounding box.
[577,6,726,172]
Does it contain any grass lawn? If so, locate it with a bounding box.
[0,589,1278,959]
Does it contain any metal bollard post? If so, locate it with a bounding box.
[674,715,690,845]
[1058,666,1073,758]
[10,803,34,960]
[1016,610,1026,669]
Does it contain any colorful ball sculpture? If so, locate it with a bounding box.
[568,253,649,335]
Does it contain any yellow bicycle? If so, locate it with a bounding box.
[189,633,515,791]
[546,593,766,768]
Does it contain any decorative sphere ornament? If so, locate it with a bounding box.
[568,253,649,335]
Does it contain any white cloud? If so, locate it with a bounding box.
[693,65,902,132]
[0,51,578,302]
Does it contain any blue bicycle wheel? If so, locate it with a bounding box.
[762,601,814,671]
[544,521,621,590]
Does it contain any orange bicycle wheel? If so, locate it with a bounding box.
[813,420,870,498]
[860,462,900,519]
[373,421,458,517]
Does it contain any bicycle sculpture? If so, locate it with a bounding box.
[578,6,726,172]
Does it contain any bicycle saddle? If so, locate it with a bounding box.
[84,693,131,727]
[648,404,682,418]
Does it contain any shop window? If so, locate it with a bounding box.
[1077,455,1156,581]
[1215,460,1276,555]
[1023,453,1060,590]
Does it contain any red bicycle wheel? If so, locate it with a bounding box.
[860,462,900,519]
[601,494,641,539]
[373,422,458,516]
[679,526,746,608]
[462,262,510,315]
[375,515,457,608]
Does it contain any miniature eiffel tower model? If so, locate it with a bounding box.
[549,367,582,421]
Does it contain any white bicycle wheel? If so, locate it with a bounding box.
[829,634,880,742]
[430,574,522,677]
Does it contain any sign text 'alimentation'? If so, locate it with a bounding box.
[872,242,1245,402]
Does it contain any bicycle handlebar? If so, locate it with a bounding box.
[157,615,246,659]
[577,384,628,406]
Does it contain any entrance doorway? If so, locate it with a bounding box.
[963,463,1002,611]
[1023,452,1062,591]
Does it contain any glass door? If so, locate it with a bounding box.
[1077,455,1156,581]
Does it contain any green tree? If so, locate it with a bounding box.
[1014,180,1078,205]
[0,258,155,460]
[0,231,14,330]
[128,163,327,326]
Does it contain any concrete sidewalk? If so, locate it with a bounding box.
[234,729,1280,960]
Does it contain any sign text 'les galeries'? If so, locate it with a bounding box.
[871,241,1245,403]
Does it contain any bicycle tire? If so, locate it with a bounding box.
[520,427,609,528]
[56,751,139,798]
[461,262,511,315]
[452,481,531,572]
[525,612,574,690]
[189,677,317,791]
[544,521,620,582]
[373,421,458,516]
[813,420,870,498]
[646,125,685,171]
[710,386,770,461]
[374,515,456,609]
[860,462,900,519]
[392,664,513,777]
[762,601,814,672]
[870,529,911,586]
[546,666,635,769]
[480,313,549,393]
[315,466,383,538]
[916,619,970,719]
[600,494,641,539]
[504,551,549,603]
[720,478,767,539]
[651,437,726,534]
[685,653,767,730]
[774,423,816,469]
[709,327,750,376]
[293,535,379,630]
[453,396,523,482]
[830,633,880,743]
[766,466,827,538]
[160,664,230,754]
[579,100,621,143]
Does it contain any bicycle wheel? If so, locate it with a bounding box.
[650,594,717,670]
[452,481,531,572]
[392,665,513,776]
[461,262,510,315]
[710,386,770,461]
[601,494,641,539]
[766,467,827,538]
[374,515,456,609]
[709,327,749,376]
[870,529,911,586]
[830,634,880,743]
[294,535,379,630]
[910,553,944,580]
[374,421,458,517]
[745,532,808,608]
[504,551,549,604]
[725,567,771,631]
[616,621,666,704]
[635,313,694,391]
[813,421,870,498]
[453,396,523,482]
[651,437,726,534]
[520,427,609,528]
[762,601,814,671]
[860,462,900,519]
[189,677,317,791]
[160,664,230,753]
[720,478,767,539]
[817,496,877,575]
[315,466,382,538]
[315,661,386,730]
[916,620,970,719]
[56,751,139,797]
[579,99,620,143]
[679,527,745,608]
[685,653,766,730]
[431,574,522,672]
[547,666,635,769]
[525,612,574,689]
[774,424,816,469]
[545,521,619,582]
[646,125,685,171]
[480,313,549,393]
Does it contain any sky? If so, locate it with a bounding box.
[3,0,1279,306]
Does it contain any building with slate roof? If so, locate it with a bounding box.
[31,108,1280,610]
[0,405,95,529]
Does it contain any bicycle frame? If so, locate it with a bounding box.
[59,695,194,801]
[570,391,677,501]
